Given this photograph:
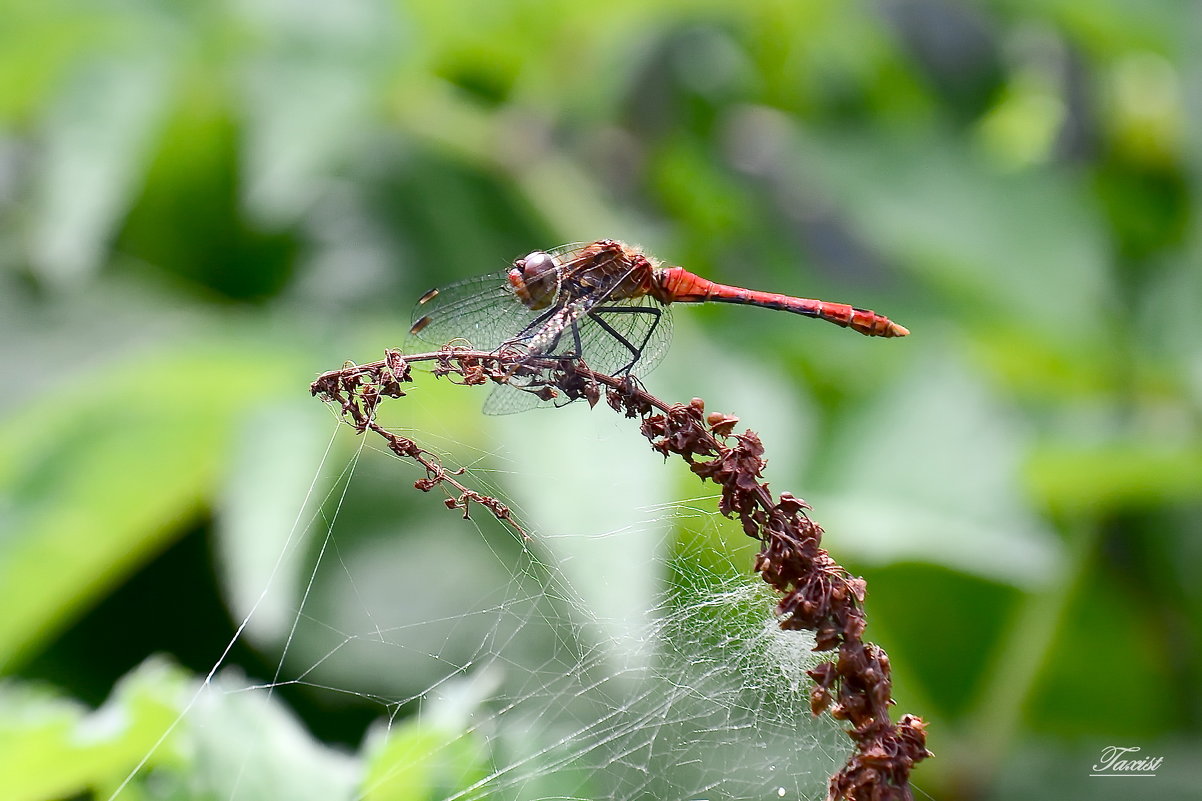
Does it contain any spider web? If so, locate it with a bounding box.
[117,397,850,801]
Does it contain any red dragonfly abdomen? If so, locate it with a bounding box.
[651,266,909,338]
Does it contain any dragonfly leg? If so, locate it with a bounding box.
[508,306,560,346]
[570,317,584,359]
[514,308,585,388]
[588,305,663,376]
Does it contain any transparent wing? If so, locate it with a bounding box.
[504,294,673,381]
[481,295,674,416]
[405,243,590,354]
[482,383,556,415]
[406,271,544,353]
[574,295,673,377]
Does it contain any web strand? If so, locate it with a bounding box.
[308,347,931,801]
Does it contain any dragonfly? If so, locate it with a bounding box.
[408,239,908,414]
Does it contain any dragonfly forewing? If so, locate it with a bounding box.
[407,271,548,354]
[477,294,672,415]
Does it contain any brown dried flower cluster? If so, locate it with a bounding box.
[311,347,930,800]
[311,349,525,536]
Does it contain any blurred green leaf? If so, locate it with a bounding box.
[360,673,493,801]
[493,403,672,661]
[1006,0,1183,56]
[115,89,298,301]
[0,2,113,119]
[1031,569,1177,737]
[854,563,1017,721]
[0,340,308,671]
[186,671,359,801]
[214,399,335,646]
[237,0,404,226]
[0,658,186,801]
[817,353,1063,587]
[792,126,1112,344]
[29,52,174,285]
[1027,443,1202,515]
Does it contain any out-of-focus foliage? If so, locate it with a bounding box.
[1,0,1199,799]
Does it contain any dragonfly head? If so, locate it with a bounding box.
[509,250,560,310]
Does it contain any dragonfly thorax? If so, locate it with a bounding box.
[509,251,561,311]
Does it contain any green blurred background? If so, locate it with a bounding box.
[2,0,1200,799]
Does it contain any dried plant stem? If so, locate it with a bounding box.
[310,350,527,537]
[311,347,931,801]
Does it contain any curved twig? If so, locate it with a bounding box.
[310,346,931,801]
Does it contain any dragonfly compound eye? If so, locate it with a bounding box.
[518,251,556,280]
[509,250,561,310]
